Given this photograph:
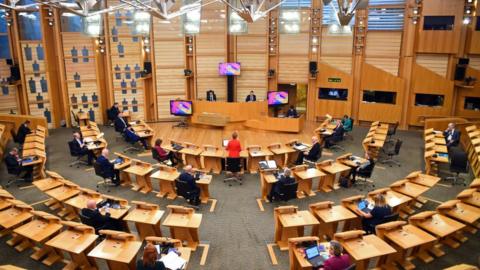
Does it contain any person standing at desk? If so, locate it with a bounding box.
[81,199,122,232]
[71,132,95,165]
[206,90,216,101]
[286,105,298,118]
[16,120,31,145]
[179,165,200,205]
[295,136,322,165]
[96,148,120,185]
[444,122,460,148]
[341,115,353,132]
[4,147,33,182]
[357,194,392,233]
[245,91,256,102]
[225,131,242,176]
[321,240,351,270]
[152,139,180,166]
[267,168,295,202]
[324,120,344,148]
[136,243,166,270]
[124,127,148,149]
[114,112,129,133]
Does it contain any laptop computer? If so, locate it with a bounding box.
[357,199,374,214]
[171,143,184,151]
[305,245,327,267]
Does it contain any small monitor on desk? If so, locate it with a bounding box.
[170,100,193,116]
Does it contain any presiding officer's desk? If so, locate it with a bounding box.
[190,101,305,133]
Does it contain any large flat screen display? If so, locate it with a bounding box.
[218,62,241,75]
[170,100,193,116]
[267,91,289,106]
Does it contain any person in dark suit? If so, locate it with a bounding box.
[245,91,256,102]
[178,165,200,205]
[114,112,129,133]
[107,103,120,124]
[286,105,298,118]
[16,120,31,145]
[95,148,120,185]
[80,199,122,232]
[444,122,460,148]
[350,152,375,182]
[358,194,392,233]
[4,147,33,181]
[267,168,295,202]
[206,90,216,101]
[295,136,322,164]
[71,132,95,165]
[124,127,148,149]
[324,120,345,148]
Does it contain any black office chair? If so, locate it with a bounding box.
[122,132,144,154]
[277,182,298,202]
[5,163,26,188]
[79,211,107,236]
[68,141,89,168]
[368,213,399,234]
[446,147,469,186]
[304,147,322,168]
[94,162,113,193]
[224,157,242,186]
[380,139,402,167]
[354,161,376,191]
[151,148,171,166]
[326,129,345,152]
[386,122,399,142]
[106,108,116,127]
[175,180,200,210]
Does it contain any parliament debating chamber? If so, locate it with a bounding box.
[1,0,480,269]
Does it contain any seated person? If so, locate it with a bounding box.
[95,148,120,185]
[107,103,120,123]
[16,120,31,145]
[350,152,374,182]
[245,90,256,102]
[137,243,166,270]
[324,120,344,148]
[114,112,129,133]
[358,194,392,233]
[286,105,298,118]
[321,240,351,270]
[152,139,180,165]
[295,136,322,165]
[71,131,96,165]
[341,115,353,132]
[80,199,123,232]
[124,127,148,149]
[178,165,200,205]
[443,122,460,148]
[5,147,33,182]
[267,168,295,202]
[206,90,216,101]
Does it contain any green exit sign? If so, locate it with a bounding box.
[328,78,341,83]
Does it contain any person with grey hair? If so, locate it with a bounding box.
[179,165,201,205]
[321,240,350,270]
[267,167,295,202]
[443,122,460,148]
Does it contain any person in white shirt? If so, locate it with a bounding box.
[443,123,460,148]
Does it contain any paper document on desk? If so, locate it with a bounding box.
[160,251,186,270]
[293,144,308,151]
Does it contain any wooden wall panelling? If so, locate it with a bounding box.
[359,63,405,123]
[466,16,480,54]
[416,0,464,53]
[319,28,353,74]
[408,64,454,126]
[195,2,227,100]
[364,31,402,76]
[469,56,480,70]
[0,62,19,114]
[267,10,279,92]
[106,4,145,120]
[235,18,268,102]
[153,17,186,120]
[350,9,367,124]
[415,54,449,77]
[455,67,480,118]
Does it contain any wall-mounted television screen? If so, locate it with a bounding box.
[170,100,193,116]
[415,94,444,107]
[423,16,455,31]
[464,97,480,111]
[318,88,348,101]
[218,62,241,75]
[362,90,397,104]
[267,91,289,106]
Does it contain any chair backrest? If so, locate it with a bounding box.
[175,180,191,199]
[93,162,106,178]
[226,157,241,173]
[10,129,18,143]
[450,147,469,172]
[358,160,375,178]
[68,140,78,156]
[279,182,298,201]
[79,211,93,226]
[151,148,161,161]
[394,139,402,155]
[382,213,399,223]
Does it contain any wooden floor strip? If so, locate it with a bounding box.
[375,165,386,170]
[422,196,444,205]
[209,199,217,213]
[31,199,51,206]
[256,198,265,212]
[199,244,210,266]
[137,152,151,157]
[437,183,452,188]
[84,168,94,172]
[267,243,278,265]
[19,185,35,190]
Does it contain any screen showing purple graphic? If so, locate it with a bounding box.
[218,62,241,75]
[170,100,193,116]
[267,91,289,106]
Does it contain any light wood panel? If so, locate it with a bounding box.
[320,28,353,74]
[365,31,402,76]
[415,54,449,77]
[466,16,480,54]
[455,67,480,118]
[469,56,480,70]
[0,62,18,114]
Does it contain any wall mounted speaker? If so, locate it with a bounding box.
[143,61,152,75]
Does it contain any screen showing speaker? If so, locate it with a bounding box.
[362,90,397,104]
[267,91,289,106]
[319,88,348,101]
[219,62,241,76]
[170,100,193,116]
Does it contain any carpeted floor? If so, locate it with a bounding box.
[0,124,479,270]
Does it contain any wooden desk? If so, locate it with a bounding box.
[0,202,33,235]
[292,165,326,198]
[316,160,350,192]
[123,160,154,193]
[77,111,90,126]
[113,152,132,186]
[288,236,322,270]
[367,188,412,213]
[444,264,479,270]
[123,201,164,240]
[405,171,441,187]
[390,179,430,199]
[145,237,192,269]
[46,221,98,269]
[259,169,278,202]
[64,188,103,219]
[88,230,142,270]
[456,188,480,208]
[437,199,480,234]
[180,143,203,169]
[334,230,396,270]
[376,221,436,268]
[44,180,80,213]
[22,141,45,151]
[162,205,202,251]
[0,193,15,211]
[130,121,154,146]
[200,145,224,174]
[247,146,272,173]
[12,211,63,266]
[151,165,180,199]
[309,201,357,241]
[98,195,131,220]
[268,143,295,168]
[32,177,63,192]
[274,206,319,250]
[196,174,212,204]
[336,153,368,169]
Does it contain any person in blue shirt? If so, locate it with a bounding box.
[95,148,120,185]
[267,168,295,202]
[178,165,200,205]
[341,115,353,132]
[124,127,148,149]
[114,112,129,133]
